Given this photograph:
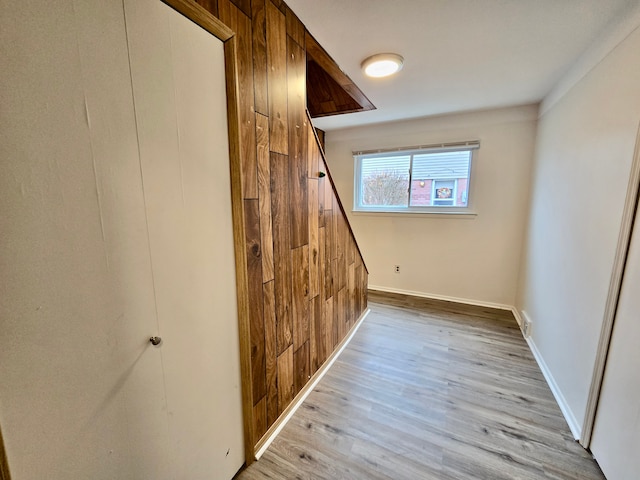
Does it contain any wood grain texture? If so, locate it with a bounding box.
[262,280,278,428]
[252,396,267,444]
[285,6,304,47]
[229,0,251,17]
[255,113,274,282]
[293,341,310,396]
[223,35,255,464]
[270,152,292,355]
[287,35,308,248]
[291,245,310,349]
[244,199,266,404]
[308,179,319,298]
[193,0,371,458]
[266,1,288,154]
[309,294,322,374]
[250,0,268,115]
[218,0,257,199]
[194,0,219,18]
[236,292,606,480]
[164,0,231,39]
[277,345,294,415]
[305,32,375,117]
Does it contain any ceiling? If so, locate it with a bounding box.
[286,0,636,131]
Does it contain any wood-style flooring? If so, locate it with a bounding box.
[235,290,605,480]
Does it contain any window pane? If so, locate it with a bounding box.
[409,150,471,207]
[360,155,410,207]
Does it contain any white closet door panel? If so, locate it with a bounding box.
[591,220,640,480]
[0,0,169,478]
[125,0,244,478]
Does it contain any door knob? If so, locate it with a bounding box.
[149,336,162,346]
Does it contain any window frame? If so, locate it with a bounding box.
[353,141,479,214]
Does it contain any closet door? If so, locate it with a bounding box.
[124,0,245,478]
[0,1,171,478]
[590,216,640,479]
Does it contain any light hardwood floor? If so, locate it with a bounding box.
[235,290,605,479]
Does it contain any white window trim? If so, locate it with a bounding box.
[353,141,478,215]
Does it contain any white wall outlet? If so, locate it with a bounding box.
[523,318,532,337]
[394,265,400,273]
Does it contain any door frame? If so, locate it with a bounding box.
[582,121,640,447]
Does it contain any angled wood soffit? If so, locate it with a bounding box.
[305,32,375,118]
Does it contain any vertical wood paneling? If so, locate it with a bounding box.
[323,297,334,361]
[194,0,219,17]
[271,152,292,354]
[256,113,274,282]
[270,0,286,14]
[244,199,266,404]
[318,172,326,228]
[348,262,355,328]
[266,1,287,154]
[309,294,321,374]
[218,0,257,199]
[277,345,294,414]
[337,211,347,291]
[347,233,355,265]
[253,396,267,442]
[291,245,309,349]
[308,179,319,298]
[206,0,370,455]
[355,264,363,314]
[287,36,308,248]
[319,226,326,301]
[229,0,251,18]
[293,341,309,396]
[285,6,304,47]
[337,287,347,342]
[251,0,268,115]
[263,280,278,428]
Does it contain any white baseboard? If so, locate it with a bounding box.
[369,286,582,441]
[254,308,370,459]
[515,309,581,440]
[368,284,514,311]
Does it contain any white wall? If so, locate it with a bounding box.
[516,17,640,436]
[325,105,537,307]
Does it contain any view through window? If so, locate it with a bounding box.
[354,142,478,213]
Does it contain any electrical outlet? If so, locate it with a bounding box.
[394,265,400,273]
[523,318,532,337]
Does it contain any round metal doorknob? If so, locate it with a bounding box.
[149,336,162,346]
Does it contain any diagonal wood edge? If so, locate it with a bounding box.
[307,110,369,273]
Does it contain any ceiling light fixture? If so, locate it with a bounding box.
[361,53,404,78]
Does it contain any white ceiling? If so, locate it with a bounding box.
[287,0,636,131]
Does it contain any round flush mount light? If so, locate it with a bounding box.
[361,53,404,78]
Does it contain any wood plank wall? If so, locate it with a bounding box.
[193,0,369,451]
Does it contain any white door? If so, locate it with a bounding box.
[0,0,243,478]
[124,0,245,477]
[590,213,640,479]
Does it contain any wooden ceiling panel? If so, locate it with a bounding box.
[305,32,374,118]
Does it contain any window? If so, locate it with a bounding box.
[353,141,478,213]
